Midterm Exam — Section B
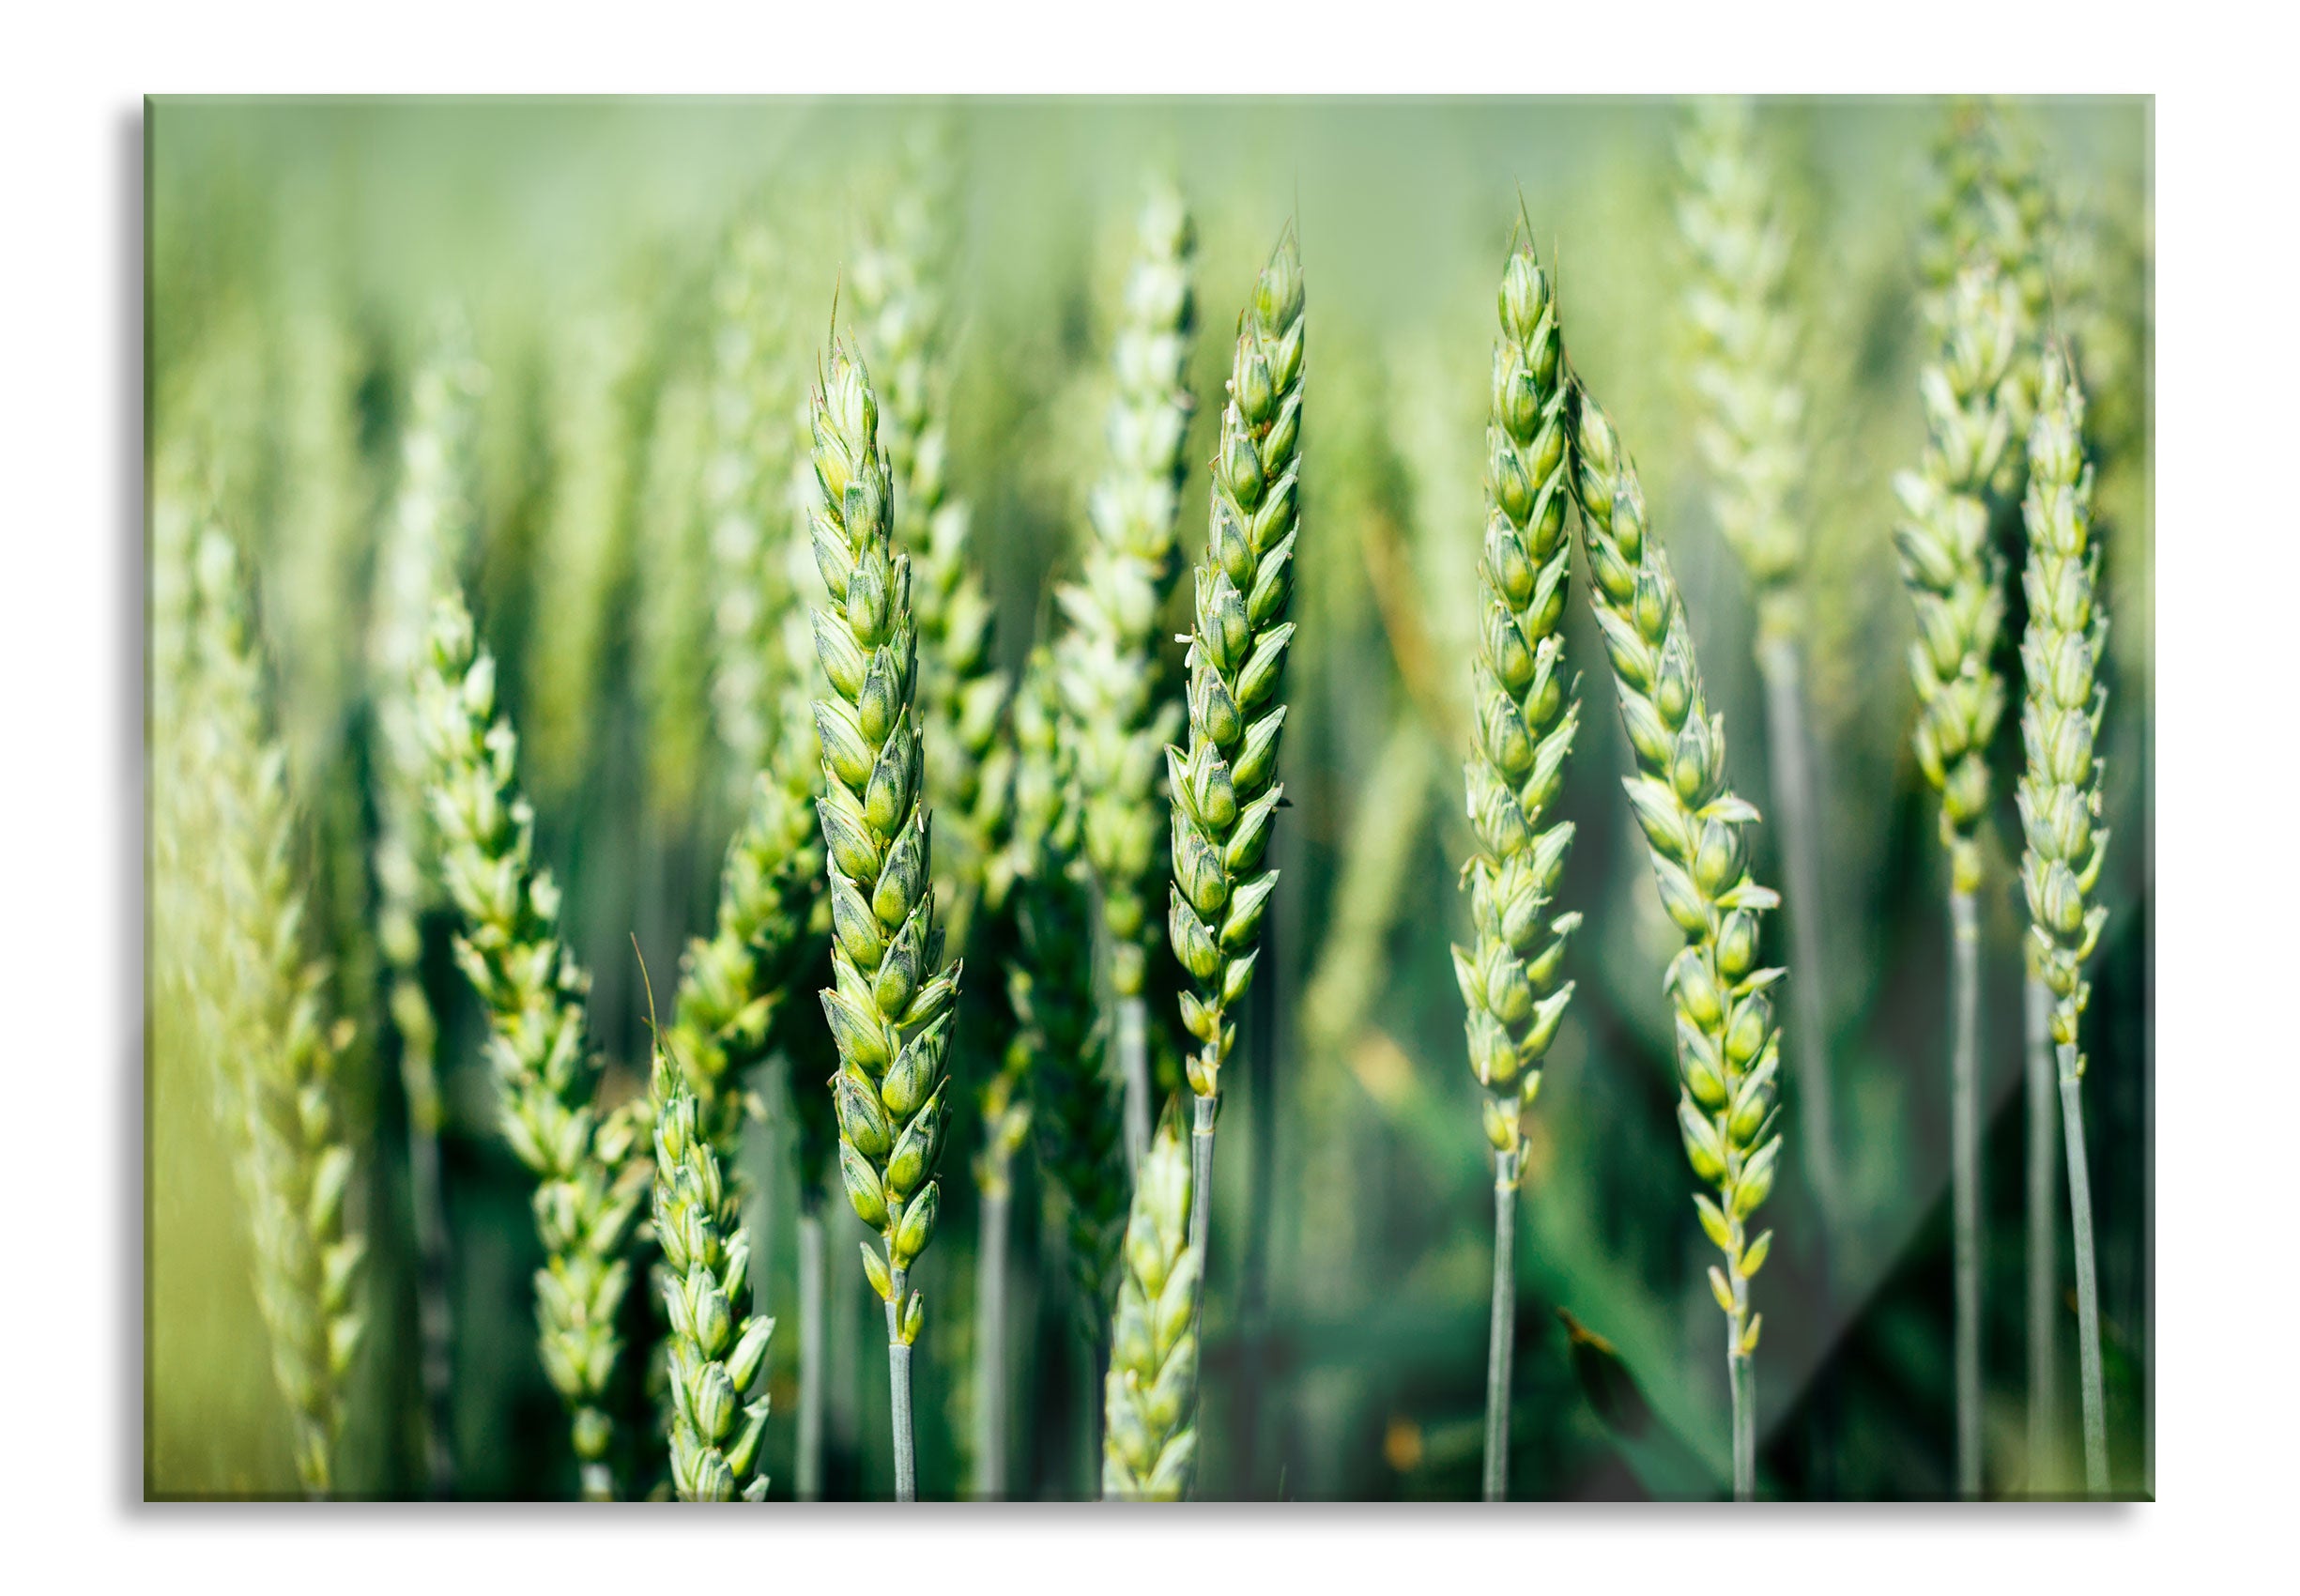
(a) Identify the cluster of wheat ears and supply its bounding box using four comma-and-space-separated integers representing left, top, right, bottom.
149, 100, 2135, 1502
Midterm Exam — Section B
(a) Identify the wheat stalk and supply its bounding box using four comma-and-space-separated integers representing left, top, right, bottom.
1567, 378, 1786, 1503
852, 128, 1010, 959
2016, 350, 2113, 1495
176, 522, 369, 1497
1167, 226, 1305, 1267
366, 322, 484, 1496
1893, 255, 2020, 1499
1101, 1105, 1204, 1501
1450, 231, 1582, 1502
418, 591, 651, 1500
646, 963, 777, 1502
1054, 183, 1198, 1174
804, 336, 963, 1502
1676, 100, 1843, 1226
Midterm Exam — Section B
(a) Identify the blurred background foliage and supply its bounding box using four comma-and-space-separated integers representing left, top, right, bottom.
145, 95, 2151, 1500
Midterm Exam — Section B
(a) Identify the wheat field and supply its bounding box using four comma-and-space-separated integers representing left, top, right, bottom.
144, 94, 2153, 1502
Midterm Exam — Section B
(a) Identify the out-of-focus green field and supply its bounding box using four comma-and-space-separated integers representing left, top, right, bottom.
146, 95, 2152, 1500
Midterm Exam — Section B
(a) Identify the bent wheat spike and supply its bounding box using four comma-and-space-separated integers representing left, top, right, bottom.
1055, 184, 1197, 1175
1675, 100, 1842, 1223
1101, 1106, 1204, 1501
1166, 226, 1304, 1266
1567, 380, 1787, 1503
178, 524, 369, 1497
1450, 231, 1581, 1503
419, 591, 650, 1501
805, 338, 962, 1502
2016, 351, 2112, 1495
1893, 259, 2020, 1500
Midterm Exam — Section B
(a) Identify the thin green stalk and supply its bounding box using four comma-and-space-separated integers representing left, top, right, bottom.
2025, 971, 2059, 1487
1566, 378, 1787, 1506
1054, 184, 1197, 1187
2015, 352, 2114, 1497
1118, 997, 1151, 1178
1951, 884, 1982, 1499
887, 1270, 916, 1502
1450, 233, 1583, 1503
1482, 1148, 1519, 1502
796, 1202, 825, 1502
1756, 640, 1839, 1220
1102, 1108, 1204, 1500
974, 1184, 1012, 1499
1166, 227, 1305, 1292
805, 338, 960, 1506
2061, 1060, 2107, 1494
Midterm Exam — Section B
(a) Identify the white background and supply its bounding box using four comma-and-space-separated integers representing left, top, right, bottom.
0, 2, 2282, 1588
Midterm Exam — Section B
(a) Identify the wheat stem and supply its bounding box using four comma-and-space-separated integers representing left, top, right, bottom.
2060, 1057, 2107, 1493
2024, 971, 2059, 1486
1118, 996, 1151, 1177
1482, 1148, 1519, 1502
1756, 639, 1839, 1219
1950, 883, 1983, 1498
974, 1182, 1012, 1498
796, 1202, 826, 1501
886, 1270, 916, 1501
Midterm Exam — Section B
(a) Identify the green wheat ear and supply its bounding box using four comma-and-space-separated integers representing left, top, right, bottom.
418, 589, 650, 1501
1101, 1103, 1203, 1502
2016, 349, 2113, 1495
1166, 224, 1304, 1260
172, 519, 368, 1498
1452, 227, 1581, 1503
641, 948, 776, 1503
1566, 377, 1786, 1503
805, 334, 962, 1502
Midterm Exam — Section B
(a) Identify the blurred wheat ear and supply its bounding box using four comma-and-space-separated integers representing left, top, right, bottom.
164, 515, 369, 1497
1101, 1104, 1203, 1501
